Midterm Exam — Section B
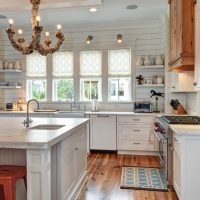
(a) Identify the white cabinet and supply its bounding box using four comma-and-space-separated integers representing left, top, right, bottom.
171, 71, 195, 92
195, 0, 200, 89
171, 131, 200, 200
90, 114, 117, 150
117, 115, 157, 152
173, 134, 181, 199
57, 126, 87, 200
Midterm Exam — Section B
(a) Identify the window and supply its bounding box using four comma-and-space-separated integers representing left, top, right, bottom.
80, 79, 102, 101
108, 49, 131, 101
52, 52, 74, 101
80, 51, 102, 101
26, 53, 47, 101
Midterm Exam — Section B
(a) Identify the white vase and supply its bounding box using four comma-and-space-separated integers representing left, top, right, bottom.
155, 55, 164, 65
0, 60, 3, 69
14, 61, 21, 70
144, 55, 151, 66
4, 62, 8, 69
136, 56, 144, 66
8, 62, 13, 69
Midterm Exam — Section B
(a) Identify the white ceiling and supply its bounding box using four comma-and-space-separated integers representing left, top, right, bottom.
0, 0, 168, 29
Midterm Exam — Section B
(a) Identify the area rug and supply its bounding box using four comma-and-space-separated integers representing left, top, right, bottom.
120, 166, 168, 192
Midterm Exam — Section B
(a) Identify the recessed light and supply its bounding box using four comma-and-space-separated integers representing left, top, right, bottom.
126, 4, 138, 10
0, 15, 7, 19
89, 7, 98, 13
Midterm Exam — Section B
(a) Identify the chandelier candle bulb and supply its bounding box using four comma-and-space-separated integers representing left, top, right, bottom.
45, 32, 50, 37
57, 24, 62, 30
18, 29, 23, 35
8, 19, 14, 26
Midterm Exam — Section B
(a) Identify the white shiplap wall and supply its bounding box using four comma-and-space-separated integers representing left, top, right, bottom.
0, 19, 187, 112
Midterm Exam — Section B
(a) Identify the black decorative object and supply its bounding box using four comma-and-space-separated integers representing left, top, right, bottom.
136, 75, 144, 85
150, 90, 164, 113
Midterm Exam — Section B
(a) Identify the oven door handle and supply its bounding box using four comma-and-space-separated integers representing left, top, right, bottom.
154, 130, 164, 142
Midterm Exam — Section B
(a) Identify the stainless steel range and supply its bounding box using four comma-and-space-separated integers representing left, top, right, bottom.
154, 115, 200, 187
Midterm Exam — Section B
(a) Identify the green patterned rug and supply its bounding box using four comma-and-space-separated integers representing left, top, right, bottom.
120, 166, 168, 192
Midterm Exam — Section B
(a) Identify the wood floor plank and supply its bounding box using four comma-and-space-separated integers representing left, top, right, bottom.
80, 153, 178, 200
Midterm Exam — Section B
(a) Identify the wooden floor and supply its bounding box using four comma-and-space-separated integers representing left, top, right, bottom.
80, 153, 178, 200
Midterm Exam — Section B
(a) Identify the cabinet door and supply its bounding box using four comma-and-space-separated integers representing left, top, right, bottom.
90, 115, 117, 150
171, 72, 179, 92
195, 0, 200, 88
75, 128, 87, 180
173, 136, 181, 199
58, 135, 76, 200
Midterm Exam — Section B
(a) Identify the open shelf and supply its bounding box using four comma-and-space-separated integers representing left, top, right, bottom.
136, 84, 165, 88
0, 86, 22, 89
0, 69, 22, 73
136, 65, 165, 70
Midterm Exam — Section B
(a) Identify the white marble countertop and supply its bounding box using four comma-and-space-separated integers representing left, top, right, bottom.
170, 124, 200, 136
85, 111, 163, 116
0, 110, 165, 116
0, 117, 89, 149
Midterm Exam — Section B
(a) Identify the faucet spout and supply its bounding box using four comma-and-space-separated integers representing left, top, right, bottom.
24, 99, 40, 127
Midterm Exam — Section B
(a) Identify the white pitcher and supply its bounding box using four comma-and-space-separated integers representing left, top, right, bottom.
155, 55, 164, 65
14, 61, 21, 70
144, 55, 151, 66
136, 56, 144, 66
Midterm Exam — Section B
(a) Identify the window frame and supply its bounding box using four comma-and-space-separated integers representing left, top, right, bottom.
80, 78, 102, 102
107, 48, 132, 102
26, 53, 47, 101
52, 51, 75, 102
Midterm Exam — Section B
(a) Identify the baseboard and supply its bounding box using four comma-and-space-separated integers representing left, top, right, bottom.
67, 170, 87, 200
118, 150, 158, 156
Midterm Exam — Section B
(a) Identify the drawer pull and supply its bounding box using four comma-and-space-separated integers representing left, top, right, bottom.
133, 130, 140, 132
173, 138, 179, 142
74, 147, 79, 150
133, 142, 140, 145
133, 119, 140, 121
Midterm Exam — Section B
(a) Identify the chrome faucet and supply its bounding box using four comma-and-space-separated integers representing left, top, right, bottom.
23, 99, 40, 127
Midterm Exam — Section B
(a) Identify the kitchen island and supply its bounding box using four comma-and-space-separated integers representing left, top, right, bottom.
0, 117, 89, 200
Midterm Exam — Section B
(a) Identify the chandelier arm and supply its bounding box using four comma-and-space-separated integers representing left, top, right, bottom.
6, 28, 33, 55
37, 32, 65, 56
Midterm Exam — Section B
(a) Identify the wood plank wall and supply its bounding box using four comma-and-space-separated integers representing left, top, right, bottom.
0, 20, 187, 112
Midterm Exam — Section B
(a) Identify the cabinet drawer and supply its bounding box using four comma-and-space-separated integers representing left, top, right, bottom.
118, 116, 154, 124
118, 139, 155, 151
119, 125, 153, 140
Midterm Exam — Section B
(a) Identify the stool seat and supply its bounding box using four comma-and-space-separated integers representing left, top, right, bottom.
0, 165, 26, 200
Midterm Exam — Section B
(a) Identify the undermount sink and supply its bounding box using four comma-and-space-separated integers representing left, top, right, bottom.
30, 124, 65, 130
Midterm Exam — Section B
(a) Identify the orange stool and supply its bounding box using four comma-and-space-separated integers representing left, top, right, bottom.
0, 165, 26, 200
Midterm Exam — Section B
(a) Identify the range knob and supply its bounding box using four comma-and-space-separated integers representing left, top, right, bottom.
154, 122, 160, 127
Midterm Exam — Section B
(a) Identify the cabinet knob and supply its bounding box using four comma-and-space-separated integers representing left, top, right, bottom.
74, 147, 79, 150
193, 82, 197, 86
172, 86, 175, 89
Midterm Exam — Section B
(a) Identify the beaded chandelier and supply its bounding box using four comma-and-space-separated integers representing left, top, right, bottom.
6, 0, 65, 56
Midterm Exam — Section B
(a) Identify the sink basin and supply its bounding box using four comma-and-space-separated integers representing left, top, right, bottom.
30, 124, 65, 130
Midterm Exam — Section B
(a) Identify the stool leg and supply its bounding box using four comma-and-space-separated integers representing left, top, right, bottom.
0, 185, 4, 200
3, 182, 16, 200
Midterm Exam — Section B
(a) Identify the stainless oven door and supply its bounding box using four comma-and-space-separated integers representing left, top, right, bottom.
154, 130, 168, 173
